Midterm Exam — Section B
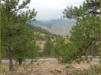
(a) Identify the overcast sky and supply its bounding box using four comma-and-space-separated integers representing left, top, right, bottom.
27, 0, 85, 21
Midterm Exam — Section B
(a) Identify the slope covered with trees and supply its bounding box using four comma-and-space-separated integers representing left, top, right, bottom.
0, 0, 100, 74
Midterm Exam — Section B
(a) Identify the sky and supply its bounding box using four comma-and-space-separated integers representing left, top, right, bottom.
27, 0, 85, 21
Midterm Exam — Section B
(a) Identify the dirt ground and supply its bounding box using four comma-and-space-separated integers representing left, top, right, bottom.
0, 58, 96, 75
0, 58, 66, 75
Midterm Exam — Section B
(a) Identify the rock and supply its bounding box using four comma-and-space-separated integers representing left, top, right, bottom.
55, 68, 62, 73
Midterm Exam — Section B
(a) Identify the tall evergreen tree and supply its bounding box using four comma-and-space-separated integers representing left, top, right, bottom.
43, 38, 54, 57
63, 0, 100, 60
0, 0, 37, 71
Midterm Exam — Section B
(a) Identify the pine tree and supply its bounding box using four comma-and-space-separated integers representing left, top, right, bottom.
63, 0, 100, 61
43, 38, 54, 57
0, 0, 37, 71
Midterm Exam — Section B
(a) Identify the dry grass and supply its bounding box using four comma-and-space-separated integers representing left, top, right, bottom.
0, 61, 99, 75
0, 63, 66, 75
0, 64, 9, 72
0, 64, 34, 75
66, 64, 99, 75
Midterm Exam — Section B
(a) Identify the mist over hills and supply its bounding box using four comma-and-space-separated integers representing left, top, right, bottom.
31, 18, 76, 36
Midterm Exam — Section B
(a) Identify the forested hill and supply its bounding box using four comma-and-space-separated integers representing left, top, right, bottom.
29, 24, 53, 35
30, 19, 76, 36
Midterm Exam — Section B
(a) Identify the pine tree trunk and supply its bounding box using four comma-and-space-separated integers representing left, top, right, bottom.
9, 58, 13, 71
18, 58, 22, 65
8, 46, 14, 71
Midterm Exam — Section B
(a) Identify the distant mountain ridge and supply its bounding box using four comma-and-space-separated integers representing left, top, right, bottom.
31, 19, 76, 36
32, 19, 75, 26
